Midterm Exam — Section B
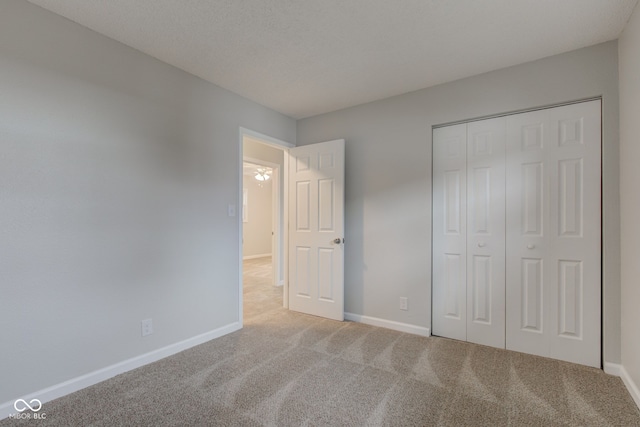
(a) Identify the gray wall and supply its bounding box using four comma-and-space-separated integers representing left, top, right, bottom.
0, 0, 295, 404
297, 41, 621, 364
619, 3, 640, 395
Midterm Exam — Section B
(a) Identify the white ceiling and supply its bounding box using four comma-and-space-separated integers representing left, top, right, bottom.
27, 0, 638, 119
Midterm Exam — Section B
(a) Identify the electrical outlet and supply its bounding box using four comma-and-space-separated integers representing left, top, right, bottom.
141, 319, 153, 337
399, 297, 408, 311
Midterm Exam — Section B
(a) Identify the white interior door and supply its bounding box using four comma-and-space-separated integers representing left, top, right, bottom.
288, 139, 345, 320
506, 100, 601, 368
432, 124, 467, 341
466, 118, 506, 348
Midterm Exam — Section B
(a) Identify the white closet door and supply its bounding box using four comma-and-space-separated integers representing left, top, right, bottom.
466, 118, 506, 348
505, 109, 549, 356
548, 101, 601, 367
506, 100, 601, 367
432, 124, 467, 341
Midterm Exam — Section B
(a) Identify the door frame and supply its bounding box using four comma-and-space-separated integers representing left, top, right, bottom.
238, 128, 294, 326
430, 97, 604, 366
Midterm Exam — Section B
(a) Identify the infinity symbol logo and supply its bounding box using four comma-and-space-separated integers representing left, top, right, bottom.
14, 398, 42, 412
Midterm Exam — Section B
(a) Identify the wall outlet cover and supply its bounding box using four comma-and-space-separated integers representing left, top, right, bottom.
141, 319, 153, 337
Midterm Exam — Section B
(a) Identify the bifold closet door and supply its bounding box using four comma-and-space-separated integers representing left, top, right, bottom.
466, 118, 506, 349
432, 119, 506, 348
505, 100, 601, 368
432, 124, 467, 341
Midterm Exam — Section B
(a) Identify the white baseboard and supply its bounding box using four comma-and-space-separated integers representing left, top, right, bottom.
344, 312, 430, 337
0, 321, 241, 420
603, 362, 640, 410
604, 362, 622, 376
242, 253, 271, 260
620, 365, 640, 409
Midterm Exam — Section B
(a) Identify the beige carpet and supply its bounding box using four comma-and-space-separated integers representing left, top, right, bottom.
3, 256, 639, 426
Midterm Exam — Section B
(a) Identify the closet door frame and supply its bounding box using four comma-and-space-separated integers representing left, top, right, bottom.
431, 98, 602, 368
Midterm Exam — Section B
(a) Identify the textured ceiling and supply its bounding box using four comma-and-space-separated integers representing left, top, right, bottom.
26, 0, 639, 119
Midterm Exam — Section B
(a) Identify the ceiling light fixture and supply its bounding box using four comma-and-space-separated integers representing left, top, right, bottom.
254, 169, 271, 182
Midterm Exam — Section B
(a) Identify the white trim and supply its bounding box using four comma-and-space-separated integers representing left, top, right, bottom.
620, 365, 640, 409
433, 96, 602, 129
0, 322, 241, 420
238, 130, 244, 327
604, 362, 622, 376
243, 253, 272, 260
271, 166, 280, 288
345, 312, 430, 337
240, 127, 295, 148
282, 149, 290, 309
603, 362, 640, 410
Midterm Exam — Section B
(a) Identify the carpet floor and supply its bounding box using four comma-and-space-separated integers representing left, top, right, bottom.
4, 256, 639, 426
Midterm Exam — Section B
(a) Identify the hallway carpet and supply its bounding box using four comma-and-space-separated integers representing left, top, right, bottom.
4, 256, 638, 426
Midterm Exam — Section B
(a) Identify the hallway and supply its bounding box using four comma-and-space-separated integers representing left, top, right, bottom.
243, 256, 283, 322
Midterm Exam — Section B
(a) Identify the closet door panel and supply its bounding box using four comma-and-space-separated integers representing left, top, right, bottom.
547, 101, 601, 368
466, 118, 506, 348
506, 100, 601, 368
506, 110, 550, 357
432, 124, 467, 341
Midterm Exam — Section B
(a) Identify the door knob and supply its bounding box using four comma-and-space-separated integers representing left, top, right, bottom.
527, 244, 535, 249
478, 242, 486, 247
333, 238, 343, 244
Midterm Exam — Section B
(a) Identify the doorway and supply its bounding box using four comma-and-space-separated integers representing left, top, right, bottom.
239, 128, 292, 324
238, 129, 346, 324
242, 159, 278, 277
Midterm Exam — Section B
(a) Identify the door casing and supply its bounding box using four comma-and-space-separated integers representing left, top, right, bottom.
239, 128, 293, 325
